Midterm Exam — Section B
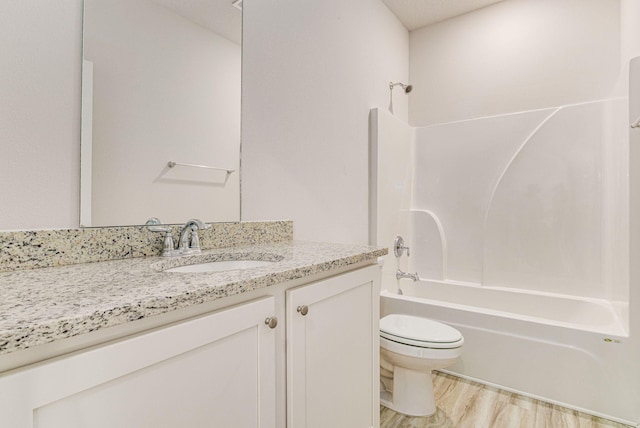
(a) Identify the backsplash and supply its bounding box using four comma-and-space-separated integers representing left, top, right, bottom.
0, 221, 293, 272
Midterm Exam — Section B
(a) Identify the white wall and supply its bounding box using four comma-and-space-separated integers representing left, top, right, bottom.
84, 0, 240, 226
242, 0, 409, 244
0, 1, 82, 230
409, 0, 621, 126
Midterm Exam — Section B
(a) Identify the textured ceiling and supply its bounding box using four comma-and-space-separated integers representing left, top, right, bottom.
151, 0, 241, 44
381, 0, 507, 30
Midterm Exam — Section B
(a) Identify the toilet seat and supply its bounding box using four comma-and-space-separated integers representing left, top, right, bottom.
380, 314, 463, 349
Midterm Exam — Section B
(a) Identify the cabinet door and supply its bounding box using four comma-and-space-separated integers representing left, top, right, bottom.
287, 265, 380, 428
0, 297, 277, 428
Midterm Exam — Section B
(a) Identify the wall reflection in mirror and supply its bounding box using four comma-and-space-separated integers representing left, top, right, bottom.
81, 0, 241, 227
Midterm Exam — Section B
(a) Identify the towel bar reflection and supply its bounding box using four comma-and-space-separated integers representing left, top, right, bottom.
632, 116, 640, 129
167, 161, 235, 174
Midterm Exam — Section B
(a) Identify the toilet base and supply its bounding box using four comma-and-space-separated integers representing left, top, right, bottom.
380, 366, 436, 417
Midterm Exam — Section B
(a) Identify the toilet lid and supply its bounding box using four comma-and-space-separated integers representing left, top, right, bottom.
380, 314, 462, 344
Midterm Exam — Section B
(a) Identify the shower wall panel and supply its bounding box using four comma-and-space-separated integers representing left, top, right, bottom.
412, 108, 554, 285
412, 100, 627, 300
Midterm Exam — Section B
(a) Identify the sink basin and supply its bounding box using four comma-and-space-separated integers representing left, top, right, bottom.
164, 259, 276, 273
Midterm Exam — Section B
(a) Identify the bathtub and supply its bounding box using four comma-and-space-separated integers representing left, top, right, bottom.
380, 280, 637, 425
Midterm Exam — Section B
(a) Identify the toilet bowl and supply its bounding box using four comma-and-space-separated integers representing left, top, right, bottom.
379, 314, 464, 417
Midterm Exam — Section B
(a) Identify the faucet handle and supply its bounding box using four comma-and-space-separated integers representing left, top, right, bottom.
393, 235, 410, 257
147, 224, 178, 257
161, 230, 178, 257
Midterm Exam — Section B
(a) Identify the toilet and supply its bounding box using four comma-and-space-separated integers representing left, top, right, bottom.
379, 314, 464, 416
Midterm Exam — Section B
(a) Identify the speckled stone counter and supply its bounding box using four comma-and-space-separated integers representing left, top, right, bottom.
0, 221, 293, 272
0, 241, 386, 356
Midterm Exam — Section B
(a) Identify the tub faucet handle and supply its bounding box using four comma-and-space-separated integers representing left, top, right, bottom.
394, 235, 410, 257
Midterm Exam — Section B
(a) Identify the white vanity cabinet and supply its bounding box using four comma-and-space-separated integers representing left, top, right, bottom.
287, 265, 380, 428
0, 297, 278, 428
0, 264, 380, 428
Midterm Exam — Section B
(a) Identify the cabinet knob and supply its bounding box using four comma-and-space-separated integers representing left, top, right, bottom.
297, 305, 309, 316
264, 316, 278, 329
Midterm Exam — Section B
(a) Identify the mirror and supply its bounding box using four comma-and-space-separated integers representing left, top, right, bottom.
80, 0, 241, 227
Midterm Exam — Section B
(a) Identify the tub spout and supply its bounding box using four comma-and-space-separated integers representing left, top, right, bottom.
396, 269, 419, 281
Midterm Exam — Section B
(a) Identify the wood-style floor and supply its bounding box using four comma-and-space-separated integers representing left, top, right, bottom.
380, 372, 633, 428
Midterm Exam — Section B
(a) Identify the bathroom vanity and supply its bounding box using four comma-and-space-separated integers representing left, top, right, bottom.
0, 240, 385, 428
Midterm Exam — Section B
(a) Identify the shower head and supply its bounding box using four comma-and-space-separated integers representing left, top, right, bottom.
388, 81, 412, 115
389, 82, 413, 93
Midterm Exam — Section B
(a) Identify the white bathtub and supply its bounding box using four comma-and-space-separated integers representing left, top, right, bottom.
380, 280, 637, 425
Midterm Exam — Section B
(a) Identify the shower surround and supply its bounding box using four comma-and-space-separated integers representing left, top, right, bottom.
370, 93, 637, 424
411, 98, 628, 309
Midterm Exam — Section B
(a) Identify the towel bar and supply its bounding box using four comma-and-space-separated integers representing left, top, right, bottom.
167, 161, 234, 174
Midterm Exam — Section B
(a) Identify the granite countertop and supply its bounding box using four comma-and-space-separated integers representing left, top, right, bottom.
0, 241, 386, 357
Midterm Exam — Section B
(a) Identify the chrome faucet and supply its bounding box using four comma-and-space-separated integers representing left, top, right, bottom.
178, 219, 210, 254
396, 269, 419, 281
146, 217, 210, 257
